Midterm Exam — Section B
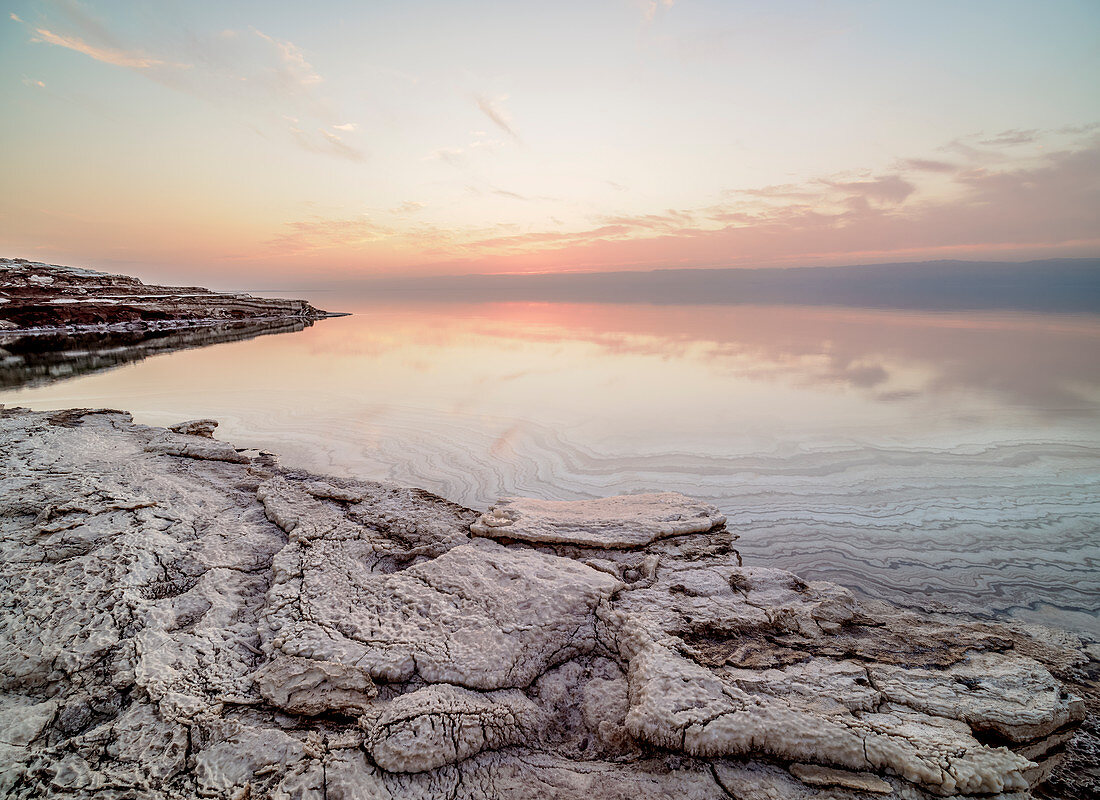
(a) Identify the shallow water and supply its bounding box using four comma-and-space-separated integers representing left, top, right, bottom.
3, 298, 1098, 636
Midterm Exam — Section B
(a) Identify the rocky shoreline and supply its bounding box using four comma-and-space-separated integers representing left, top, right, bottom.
0, 259, 335, 334
0, 406, 1095, 799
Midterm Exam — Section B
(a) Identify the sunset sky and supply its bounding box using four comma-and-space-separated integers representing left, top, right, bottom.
2, 0, 1098, 287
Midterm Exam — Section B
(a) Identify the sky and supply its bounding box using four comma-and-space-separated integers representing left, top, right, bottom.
1, 0, 1099, 287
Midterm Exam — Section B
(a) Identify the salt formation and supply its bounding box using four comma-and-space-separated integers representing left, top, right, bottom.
0, 406, 1093, 799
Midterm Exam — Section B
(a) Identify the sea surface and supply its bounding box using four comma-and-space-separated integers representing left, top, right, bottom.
3, 297, 1098, 637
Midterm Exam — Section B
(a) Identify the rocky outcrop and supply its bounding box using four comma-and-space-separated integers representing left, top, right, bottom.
0, 258, 333, 334
0, 406, 1094, 799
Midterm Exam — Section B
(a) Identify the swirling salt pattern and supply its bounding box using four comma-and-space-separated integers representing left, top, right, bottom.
195, 404, 1100, 637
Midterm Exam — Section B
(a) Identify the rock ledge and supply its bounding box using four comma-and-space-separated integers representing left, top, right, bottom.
0, 258, 334, 334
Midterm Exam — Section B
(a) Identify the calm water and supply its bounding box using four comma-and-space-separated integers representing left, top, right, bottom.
3, 298, 1099, 636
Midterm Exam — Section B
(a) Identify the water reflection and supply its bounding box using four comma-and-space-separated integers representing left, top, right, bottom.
1, 300, 1097, 635
0, 318, 315, 391
372, 302, 1100, 417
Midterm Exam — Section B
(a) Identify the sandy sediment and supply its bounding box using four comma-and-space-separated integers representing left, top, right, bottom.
0, 406, 1095, 799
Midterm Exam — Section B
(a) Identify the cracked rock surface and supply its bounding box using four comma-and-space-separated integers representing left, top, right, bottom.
0, 406, 1095, 799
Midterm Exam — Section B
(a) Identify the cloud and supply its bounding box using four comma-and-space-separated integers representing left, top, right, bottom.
17, 6, 364, 162
424, 147, 465, 164
602, 210, 697, 230
424, 132, 504, 167
491, 188, 530, 201
428, 135, 1100, 270
457, 225, 634, 253
474, 94, 520, 142
733, 183, 821, 200
469, 137, 503, 151
268, 216, 395, 254
251, 28, 322, 86
979, 128, 1040, 147
938, 129, 1051, 164
642, 0, 675, 23
392, 201, 426, 215
21, 77, 46, 88
290, 127, 365, 161
475, 185, 559, 203
31, 27, 168, 68
1059, 123, 1100, 136
821, 175, 916, 205
11, 12, 22, 22
900, 158, 957, 173
262, 129, 1100, 273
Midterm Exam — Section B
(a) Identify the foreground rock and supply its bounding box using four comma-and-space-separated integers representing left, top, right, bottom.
0, 407, 1095, 799
0, 258, 332, 333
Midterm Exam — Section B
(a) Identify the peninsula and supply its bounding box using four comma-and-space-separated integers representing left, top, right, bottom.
0, 259, 332, 334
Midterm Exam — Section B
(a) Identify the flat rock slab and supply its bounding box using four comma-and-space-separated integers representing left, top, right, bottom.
267, 535, 623, 689
470, 492, 727, 547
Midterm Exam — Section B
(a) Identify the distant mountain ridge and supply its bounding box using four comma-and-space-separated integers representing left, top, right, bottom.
358, 258, 1100, 312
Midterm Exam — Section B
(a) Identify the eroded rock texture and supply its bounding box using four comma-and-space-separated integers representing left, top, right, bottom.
0, 406, 1095, 799
0, 258, 329, 334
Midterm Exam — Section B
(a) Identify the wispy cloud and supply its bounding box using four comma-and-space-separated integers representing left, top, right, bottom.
900, 158, 957, 173
268, 216, 395, 254
251, 28, 322, 86
733, 183, 821, 200
474, 94, 520, 142
31, 27, 169, 68
424, 147, 465, 165
602, 209, 697, 230
1059, 123, 1100, 136
259, 127, 1099, 272
491, 188, 530, 201
289, 127, 364, 161
642, 0, 675, 23
938, 130, 1046, 164
979, 128, 1040, 147
15, 8, 364, 161
821, 175, 916, 205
